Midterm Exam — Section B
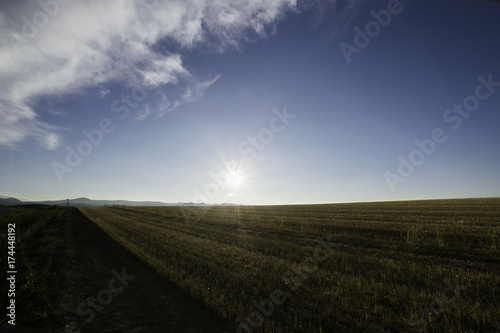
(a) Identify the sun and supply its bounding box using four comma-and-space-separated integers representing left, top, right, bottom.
227, 172, 242, 187
224, 161, 249, 196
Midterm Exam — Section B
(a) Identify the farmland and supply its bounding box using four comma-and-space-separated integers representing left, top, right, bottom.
0, 206, 232, 333
79, 197, 500, 332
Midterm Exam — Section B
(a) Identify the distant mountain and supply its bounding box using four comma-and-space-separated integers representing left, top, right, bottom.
0, 196, 237, 207
0, 197, 24, 206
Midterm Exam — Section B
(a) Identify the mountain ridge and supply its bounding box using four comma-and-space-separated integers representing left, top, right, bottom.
0, 196, 237, 207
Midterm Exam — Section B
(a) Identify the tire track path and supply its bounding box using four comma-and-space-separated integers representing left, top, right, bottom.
60, 208, 233, 333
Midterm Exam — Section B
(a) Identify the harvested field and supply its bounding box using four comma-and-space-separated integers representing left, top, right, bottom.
78, 198, 500, 332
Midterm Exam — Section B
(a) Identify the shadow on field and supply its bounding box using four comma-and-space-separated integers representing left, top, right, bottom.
2, 207, 233, 333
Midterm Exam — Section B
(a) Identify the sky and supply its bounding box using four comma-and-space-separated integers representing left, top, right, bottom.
1, 0, 499, 205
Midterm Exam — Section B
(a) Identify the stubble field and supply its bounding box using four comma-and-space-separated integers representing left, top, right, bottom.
79, 198, 500, 332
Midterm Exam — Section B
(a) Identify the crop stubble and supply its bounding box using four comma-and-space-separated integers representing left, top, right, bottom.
79, 198, 500, 332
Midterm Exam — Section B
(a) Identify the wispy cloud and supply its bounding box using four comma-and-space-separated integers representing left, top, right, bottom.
297, 0, 365, 33
0, 0, 297, 150
158, 74, 222, 117
135, 105, 152, 121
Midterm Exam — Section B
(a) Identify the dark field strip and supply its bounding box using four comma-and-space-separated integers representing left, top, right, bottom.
79, 198, 500, 332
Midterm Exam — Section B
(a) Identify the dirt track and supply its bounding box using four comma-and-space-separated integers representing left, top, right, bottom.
10, 208, 234, 333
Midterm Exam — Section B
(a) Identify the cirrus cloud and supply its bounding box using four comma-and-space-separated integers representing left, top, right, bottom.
0, 0, 298, 150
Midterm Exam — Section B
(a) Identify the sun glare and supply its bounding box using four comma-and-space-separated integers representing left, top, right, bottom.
228, 173, 242, 187
224, 161, 249, 197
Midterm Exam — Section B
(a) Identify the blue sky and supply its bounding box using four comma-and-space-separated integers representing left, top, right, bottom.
1, 0, 499, 204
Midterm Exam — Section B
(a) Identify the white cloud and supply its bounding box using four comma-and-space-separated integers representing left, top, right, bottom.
40, 132, 61, 150
183, 74, 222, 102
135, 105, 152, 121
140, 55, 188, 87
0, 0, 298, 150
158, 74, 221, 117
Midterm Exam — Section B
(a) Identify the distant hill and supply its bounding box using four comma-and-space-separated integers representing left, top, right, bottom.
0, 197, 24, 206
0, 196, 237, 207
